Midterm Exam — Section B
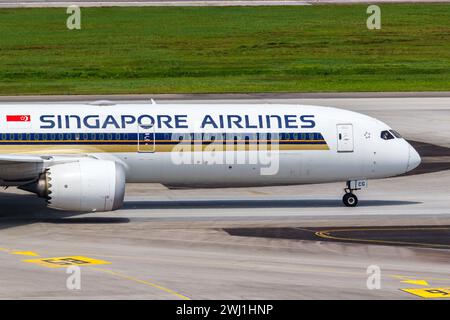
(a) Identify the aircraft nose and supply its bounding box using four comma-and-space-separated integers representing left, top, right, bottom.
406, 144, 421, 172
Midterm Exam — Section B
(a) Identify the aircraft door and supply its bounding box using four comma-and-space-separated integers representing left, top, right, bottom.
337, 124, 354, 152
138, 120, 155, 153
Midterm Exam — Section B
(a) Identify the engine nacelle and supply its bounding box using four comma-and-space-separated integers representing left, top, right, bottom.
20, 160, 126, 212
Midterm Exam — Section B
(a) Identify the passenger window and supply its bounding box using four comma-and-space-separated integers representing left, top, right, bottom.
202, 133, 213, 143
193, 133, 202, 143
381, 130, 395, 140
258, 133, 264, 141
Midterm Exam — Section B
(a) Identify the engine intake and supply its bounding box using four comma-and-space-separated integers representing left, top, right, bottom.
20, 160, 126, 212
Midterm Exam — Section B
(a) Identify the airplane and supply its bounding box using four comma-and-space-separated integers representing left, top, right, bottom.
0, 102, 421, 212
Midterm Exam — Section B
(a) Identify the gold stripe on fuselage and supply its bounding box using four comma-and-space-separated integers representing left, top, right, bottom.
0, 143, 329, 154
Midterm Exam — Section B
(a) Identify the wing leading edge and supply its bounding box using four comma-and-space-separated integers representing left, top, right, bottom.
0, 155, 90, 186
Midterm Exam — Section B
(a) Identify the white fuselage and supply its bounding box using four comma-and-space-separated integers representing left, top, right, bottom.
0, 103, 421, 188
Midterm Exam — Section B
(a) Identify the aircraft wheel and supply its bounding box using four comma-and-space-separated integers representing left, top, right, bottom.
343, 193, 358, 207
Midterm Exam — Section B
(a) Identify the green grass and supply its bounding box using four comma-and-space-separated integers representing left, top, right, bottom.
0, 4, 449, 95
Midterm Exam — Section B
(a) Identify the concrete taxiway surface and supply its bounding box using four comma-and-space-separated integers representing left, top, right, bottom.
0, 95, 449, 299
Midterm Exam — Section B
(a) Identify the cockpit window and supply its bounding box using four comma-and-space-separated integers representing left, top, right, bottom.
381, 130, 395, 140
389, 130, 403, 138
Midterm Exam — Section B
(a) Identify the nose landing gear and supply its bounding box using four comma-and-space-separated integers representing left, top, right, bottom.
343, 192, 358, 207
342, 180, 366, 207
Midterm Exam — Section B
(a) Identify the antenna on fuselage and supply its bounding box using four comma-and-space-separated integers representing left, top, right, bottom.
150, 99, 157, 105
88, 100, 116, 106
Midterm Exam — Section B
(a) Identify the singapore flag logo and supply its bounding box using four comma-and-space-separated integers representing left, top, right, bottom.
6, 114, 31, 129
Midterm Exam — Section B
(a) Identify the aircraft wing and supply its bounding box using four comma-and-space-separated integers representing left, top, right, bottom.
0, 154, 44, 164
0, 154, 87, 186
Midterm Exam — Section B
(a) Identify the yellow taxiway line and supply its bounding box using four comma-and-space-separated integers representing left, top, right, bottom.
90, 267, 191, 300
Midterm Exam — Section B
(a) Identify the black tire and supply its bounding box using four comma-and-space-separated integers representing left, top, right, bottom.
343, 193, 358, 207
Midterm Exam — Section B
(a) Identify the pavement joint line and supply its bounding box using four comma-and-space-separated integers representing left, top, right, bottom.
89, 267, 191, 300
1, 236, 335, 258
315, 227, 450, 248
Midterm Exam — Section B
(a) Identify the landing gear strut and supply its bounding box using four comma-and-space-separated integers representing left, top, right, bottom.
342, 180, 361, 207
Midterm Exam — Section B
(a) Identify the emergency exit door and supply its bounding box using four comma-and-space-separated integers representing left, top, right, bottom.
337, 124, 354, 152
138, 123, 155, 153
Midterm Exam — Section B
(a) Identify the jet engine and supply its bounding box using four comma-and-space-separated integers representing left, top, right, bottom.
20, 160, 126, 212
